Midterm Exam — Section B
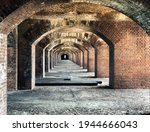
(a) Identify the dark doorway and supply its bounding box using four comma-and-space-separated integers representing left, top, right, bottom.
61, 54, 69, 60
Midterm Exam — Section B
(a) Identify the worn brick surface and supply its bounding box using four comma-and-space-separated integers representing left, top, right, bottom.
7, 31, 17, 91
96, 41, 109, 78
0, 0, 150, 34
0, 33, 7, 115
95, 21, 150, 88
87, 47, 95, 72
83, 49, 88, 69
36, 45, 43, 78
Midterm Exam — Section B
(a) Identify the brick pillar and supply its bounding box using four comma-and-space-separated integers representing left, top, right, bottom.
80, 51, 83, 67
113, 28, 150, 89
76, 53, 78, 65
145, 35, 150, 88
88, 47, 95, 72
18, 26, 32, 90
48, 51, 50, 72
0, 33, 7, 115
95, 42, 109, 78
50, 50, 54, 69
77, 51, 82, 67
7, 29, 18, 91
54, 52, 57, 66
82, 51, 84, 67
72, 53, 76, 63
72, 54, 74, 62
83, 49, 88, 69
69, 53, 73, 61
53, 51, 56, 67
43, 49, 45, 77
32, 45, 35, 89
36, 45, 43, 78
45, 50, 48, 73
58, 53, 61, 62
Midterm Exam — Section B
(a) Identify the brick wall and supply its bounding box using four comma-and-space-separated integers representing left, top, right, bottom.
36, 45, 43, 78
0, 33, 7, 115
96, 20, 150, 88
96, 41, 109, 78
83, 49, 88, 69
76, 51, 82, 67
0, 0, 149, 35
45, 50, 48, 72
7, 31, 17, 91
88, 47, 95, 72
18, 24, 32, 90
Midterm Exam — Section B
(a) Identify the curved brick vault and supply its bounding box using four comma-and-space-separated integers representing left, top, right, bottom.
0, 0, 150, 34
0, 0, 150, 115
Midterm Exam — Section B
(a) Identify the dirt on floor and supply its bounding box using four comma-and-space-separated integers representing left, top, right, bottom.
7, 86, 150, 115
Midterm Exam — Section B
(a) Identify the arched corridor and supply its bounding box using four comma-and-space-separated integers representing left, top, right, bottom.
36, 59, 109, 86
0, 0, 150, 115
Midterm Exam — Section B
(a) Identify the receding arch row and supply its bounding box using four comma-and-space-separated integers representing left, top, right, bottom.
30, 25, 114, 89
34, 39, 90, 86
45, 39, 88, 72
53, 45, 84, 68
32, 27, 113, 88
47, 41, 85, 70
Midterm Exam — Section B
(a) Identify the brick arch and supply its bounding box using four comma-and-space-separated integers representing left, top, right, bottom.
28, 16, 150, 89
1, 1, 149, 88
31, 33, 91, 88
42, 39, 88, 78
32, 27, 68, 46
54, 45, 80, 53
45, 39, 86, 51
30, 21, 150, 89
53, 44, 81, 66
52, 42, 88, 68
59, 52, 70, 59
31, 26, 113, 47
31, 26, 114, 88
0, 0, 150, 34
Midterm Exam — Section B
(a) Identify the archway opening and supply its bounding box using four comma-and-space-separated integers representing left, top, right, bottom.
61, 54, 69, 60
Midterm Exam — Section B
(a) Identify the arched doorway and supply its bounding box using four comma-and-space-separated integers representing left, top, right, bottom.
61, 54, 69, 60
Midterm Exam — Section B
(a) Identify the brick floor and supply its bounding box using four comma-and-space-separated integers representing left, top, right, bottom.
7, 86, 150, 115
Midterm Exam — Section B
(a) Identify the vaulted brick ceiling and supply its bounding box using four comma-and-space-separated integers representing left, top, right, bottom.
20, 2, 130, 46
0, 0, 150, 34
0, 0, 150, 20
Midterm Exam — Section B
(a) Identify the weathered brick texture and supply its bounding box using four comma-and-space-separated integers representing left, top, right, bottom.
83, 49, 88, 69
7, 31, 17, 91
96, 20, 150, 88
88, 47, 95, 72
18, 24, 32, 90
77, 51, 82, 67
36, 45, 43, 78
96, 41, 109, 78
0, 33, 7, 115
45, 50, 48, 72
